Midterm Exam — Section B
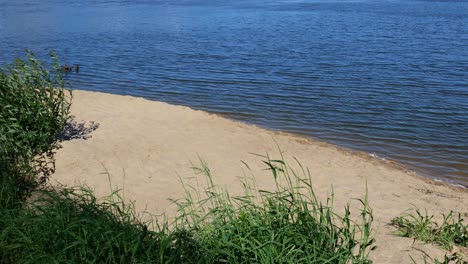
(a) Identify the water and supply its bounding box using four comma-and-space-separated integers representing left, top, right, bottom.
0, 0, 467, 185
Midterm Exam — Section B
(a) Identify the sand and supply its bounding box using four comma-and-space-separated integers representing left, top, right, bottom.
52, 90, 467, 263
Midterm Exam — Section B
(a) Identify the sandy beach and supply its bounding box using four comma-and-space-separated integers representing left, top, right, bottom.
52, 90, 467, 263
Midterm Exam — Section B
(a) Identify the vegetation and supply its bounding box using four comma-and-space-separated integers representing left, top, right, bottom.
169, 156, 376, 263
391, 210, 467, 250
0, 187, 161, 263
0, 50, 71, 209
391, 210, 467, 263
0, 52, 376, 263
413, 253, 467, 264
0, 157, 377, 263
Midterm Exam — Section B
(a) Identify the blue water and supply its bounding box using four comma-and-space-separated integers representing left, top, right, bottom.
1, 0, 467, 185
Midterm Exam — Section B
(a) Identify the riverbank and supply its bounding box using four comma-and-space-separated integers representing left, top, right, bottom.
52, 90, 467, 263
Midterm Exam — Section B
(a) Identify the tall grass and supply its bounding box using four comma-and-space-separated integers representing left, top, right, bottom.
170, 155, 376, 263
0, 187, 165, 263
0, 156, 376, 263
0, 50, 71, 208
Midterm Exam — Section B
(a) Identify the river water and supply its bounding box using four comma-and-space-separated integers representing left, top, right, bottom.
0, 0, 467, 185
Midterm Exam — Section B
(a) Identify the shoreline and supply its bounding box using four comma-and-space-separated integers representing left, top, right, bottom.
52, 89, 467, 263
81, 88, 468, 188
203, 119, 468, 189
59, 88, 467, 192
257, 129, 468, 192
88, 89, 467, 189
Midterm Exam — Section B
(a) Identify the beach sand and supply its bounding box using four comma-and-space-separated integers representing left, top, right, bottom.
52, 90, 467, 263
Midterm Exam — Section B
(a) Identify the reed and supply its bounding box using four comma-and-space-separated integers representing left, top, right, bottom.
170, 154, 376, 263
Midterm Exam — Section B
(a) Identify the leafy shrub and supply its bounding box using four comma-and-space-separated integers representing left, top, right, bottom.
0, 51, 71, 208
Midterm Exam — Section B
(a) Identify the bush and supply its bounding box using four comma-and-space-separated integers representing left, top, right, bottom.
0, 51, 71, 208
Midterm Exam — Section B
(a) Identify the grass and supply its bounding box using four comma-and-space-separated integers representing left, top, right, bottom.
391, 210, 468, 263
170, 155, 376, 263
0, 52, 377, 263
0, 187, 162, 263
0, 155, 376, 263
415, 254, 467, 264
391, 210, 467, 250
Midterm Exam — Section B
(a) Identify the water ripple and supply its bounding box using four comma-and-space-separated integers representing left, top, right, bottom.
1, 0, 467, 185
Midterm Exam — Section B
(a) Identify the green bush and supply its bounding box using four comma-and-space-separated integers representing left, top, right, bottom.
0, 51, 71, 208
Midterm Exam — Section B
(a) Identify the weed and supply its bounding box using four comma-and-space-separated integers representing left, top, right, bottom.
392, 210, 467, 263
391, 210, 467, 250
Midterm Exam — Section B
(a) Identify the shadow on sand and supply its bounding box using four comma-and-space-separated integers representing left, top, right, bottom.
58, 118, 100, 142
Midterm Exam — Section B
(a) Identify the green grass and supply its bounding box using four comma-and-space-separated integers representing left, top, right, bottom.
414, 253, 467, 264
171, 155, 376, 263
391, 210, 467, 250
0, 156, 376, 263
391, 210, 467, 263
0, 187, 162, 263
